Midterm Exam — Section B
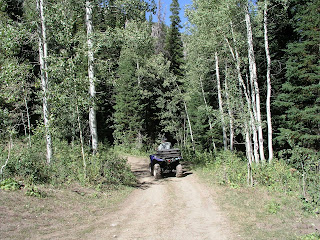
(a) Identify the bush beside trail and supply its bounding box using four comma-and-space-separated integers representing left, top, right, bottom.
183, 149, 320, 239
183, 149, 320, 213
0, 139, 136, 190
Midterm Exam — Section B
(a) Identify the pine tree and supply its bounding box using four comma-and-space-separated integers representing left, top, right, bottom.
275, 0, 320, 151
166, 0, 184, 76
113, 47, 144, 146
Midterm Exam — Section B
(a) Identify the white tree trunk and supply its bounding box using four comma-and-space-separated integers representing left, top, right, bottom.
0, 135, 12, 180
24, 95, 32, 147
184, 100, 195, 152
224, 66, 234, 151
245, 4, 265, 162
175, 82, 195, 151
85, 0, 98, 153
76, 102, 86, 179
264, 0, 273, 163
245, 122, 253, 165
200, 77, 216, 151
225, 35, 259, 163
215, 52, 228, 150
37, 0, 52, 164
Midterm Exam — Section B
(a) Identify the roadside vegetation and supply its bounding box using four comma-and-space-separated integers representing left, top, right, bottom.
0, 0, 318, 239
183, 150, 320, 239
0, 137, 136, 239
0, 138, 136, 190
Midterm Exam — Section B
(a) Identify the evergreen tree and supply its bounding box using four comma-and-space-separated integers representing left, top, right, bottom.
113, 48, 144, 146
275, 0, 320, 152
166, 0, 184, 76
112, 20, 153, 147
0, 0, 36, 145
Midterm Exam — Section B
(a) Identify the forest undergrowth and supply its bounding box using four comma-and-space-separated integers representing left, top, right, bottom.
0, 137, 136, 191
184, 150, 320, 239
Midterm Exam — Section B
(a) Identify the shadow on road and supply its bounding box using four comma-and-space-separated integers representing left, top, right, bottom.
131, 163, 193, 190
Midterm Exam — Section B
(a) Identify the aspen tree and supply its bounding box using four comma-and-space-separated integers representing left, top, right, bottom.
200, 77, 216, 151
37, 0, 52, 164
264, 0, 273, 163
244, 3, 265, 162
225, 35, 259, 163
215, 52, 228, 150
224, 66, 234, 151
85, 0, 98, 153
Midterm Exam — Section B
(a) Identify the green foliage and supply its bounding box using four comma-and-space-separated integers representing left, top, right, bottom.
5, 142, 50, 184
113, 20, 154, 146
299, 232, 320, 240
183, 149, 215, 165
265, 200, 281, 214
166, 0, 184, 76
49, 142, 136, 188
252, 160, 300, 193
24, 184, 47, 198
0, 178, 21, 191
113, 49, 144, 146
275, 0, 320, 151
186, 149, 320, 212
87, 149, 136, 188
185, 150, 247, 187
278, 147, 320, 212
0, 136, 135, 189
206, 151, 248, 187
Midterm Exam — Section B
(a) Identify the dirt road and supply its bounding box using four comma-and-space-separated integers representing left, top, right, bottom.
91, 156, 236, 240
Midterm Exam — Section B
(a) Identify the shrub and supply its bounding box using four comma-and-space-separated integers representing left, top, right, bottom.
0, 178, 21, 191
87, 147, 136, 188
1, 138, 136, 189
184, 150, 248, 187
184, 147, 320, 212
252, 160, 300, 193
4, 143, 50, 184
24, 184, 47, 198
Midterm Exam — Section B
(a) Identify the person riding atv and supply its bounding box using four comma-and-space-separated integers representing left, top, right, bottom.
157, 137, 171, 150
150, 138, 183, 179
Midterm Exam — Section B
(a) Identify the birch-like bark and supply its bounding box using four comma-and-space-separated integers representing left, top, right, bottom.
225, 35, 259, 163
245, 4, 265, 162
175, 82, 195, 151
183, 116, 186, 147
76, 102, 86, 179
0, 136, 12, 180
24, 96, 31, 147
215, 52, 227, 150
183, 100, 195, 152
245, 121, 253, 186
200, 77, 216, 151
85, 0, 98, 153
247, 73, 260, 163
264, 0, 273, 163
37, 0, 52, 164
224, 66, 234, 151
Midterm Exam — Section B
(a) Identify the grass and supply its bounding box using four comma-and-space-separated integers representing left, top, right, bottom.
0, 184, 133, 240
196, 168, 320, 240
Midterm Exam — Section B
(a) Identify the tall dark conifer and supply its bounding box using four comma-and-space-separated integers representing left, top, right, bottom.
275, 0, 320, 152
166, 0, 184, 76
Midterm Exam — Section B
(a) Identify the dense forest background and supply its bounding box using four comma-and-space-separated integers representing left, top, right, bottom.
0, 0, 319, 208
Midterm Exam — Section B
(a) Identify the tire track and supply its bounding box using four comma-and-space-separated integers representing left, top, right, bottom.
88, 156, 236, 240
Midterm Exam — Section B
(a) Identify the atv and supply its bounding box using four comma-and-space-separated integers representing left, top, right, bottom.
149, 148, 183, 179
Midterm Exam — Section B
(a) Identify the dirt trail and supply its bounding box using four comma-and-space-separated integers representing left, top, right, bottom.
90, 156, 236, 240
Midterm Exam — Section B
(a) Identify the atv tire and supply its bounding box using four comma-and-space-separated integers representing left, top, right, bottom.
153, 163, 161, 179
176, 164, 183, 177
149, 163, 153, 176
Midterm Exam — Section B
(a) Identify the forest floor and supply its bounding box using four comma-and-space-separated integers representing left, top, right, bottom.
1, 156, 319, 239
